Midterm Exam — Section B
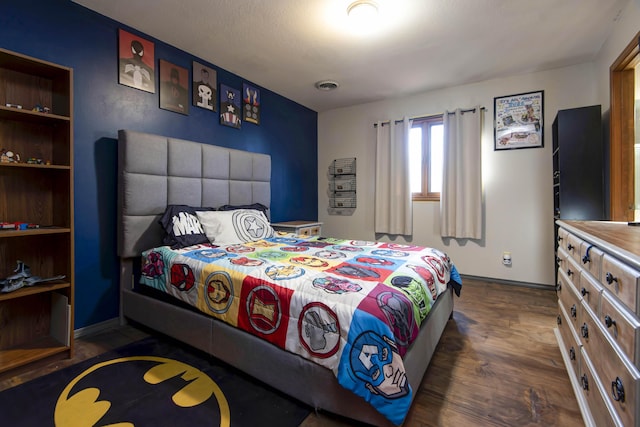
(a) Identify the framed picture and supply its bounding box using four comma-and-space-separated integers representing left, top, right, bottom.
220, 84, 241, 129
494, 90, 544, 150
159, 60, 189, 115
192, 61, 217, 111
118, 29, 155, 93
242, 83, 260, 125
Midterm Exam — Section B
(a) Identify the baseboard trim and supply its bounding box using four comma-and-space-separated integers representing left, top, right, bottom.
460, 274, 554, 290
74, 317, 120, 339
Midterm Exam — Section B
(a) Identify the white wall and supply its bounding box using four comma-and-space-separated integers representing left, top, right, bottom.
318, 63, 600, 287
318, 2, 639, 287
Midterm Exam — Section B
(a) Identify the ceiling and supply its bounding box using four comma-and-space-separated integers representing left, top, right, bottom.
72, 0, 629, 112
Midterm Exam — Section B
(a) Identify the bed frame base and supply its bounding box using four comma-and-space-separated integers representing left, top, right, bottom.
120, 260, 453, 427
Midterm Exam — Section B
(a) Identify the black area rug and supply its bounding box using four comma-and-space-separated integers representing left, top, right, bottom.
0, 335, 311, 426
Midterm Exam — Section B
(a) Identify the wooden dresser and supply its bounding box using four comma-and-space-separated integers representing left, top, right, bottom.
555, 220, 640, 426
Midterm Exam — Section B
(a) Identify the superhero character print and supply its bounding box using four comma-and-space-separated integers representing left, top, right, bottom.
204, 271, 234, 314
389, 275, 430, 322
312, 276, 362, 294
142, 251, 164, 278
349, 331, 409, 399
170, 263, 195, 292
376, 291, 415, 350
265, 264, 305, 281
290, 256, 329, 269
298, 302, 340, 358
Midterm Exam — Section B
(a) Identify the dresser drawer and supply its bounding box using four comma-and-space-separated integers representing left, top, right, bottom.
600, 291, 640, 367
298, 225, 321, 236
556, 247, 570, 283
579, 271, 602, 319
558, 270, 582, 335
558, 302, 581, 383
581, 305, 640, 427
557, 227, 569, 246
580, 350, 624, 427
602, 254, 640, 315
564, 233, 583, 264
580, 242, 603, 282
563, 252, 582, 289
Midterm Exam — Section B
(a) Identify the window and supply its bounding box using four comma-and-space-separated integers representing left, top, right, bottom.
409, 115, 444, 201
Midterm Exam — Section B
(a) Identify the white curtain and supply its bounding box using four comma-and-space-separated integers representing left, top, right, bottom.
375, 118, 413, 235
440, 107, 482, 239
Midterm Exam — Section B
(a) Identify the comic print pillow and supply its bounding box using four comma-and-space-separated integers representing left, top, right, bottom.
159, 205, 210, 248
196, 209, 274, 244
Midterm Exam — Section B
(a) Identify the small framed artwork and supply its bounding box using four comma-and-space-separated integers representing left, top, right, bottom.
118, 28, 155, 93
494, 90, 544, 150
242, 83, 261, 125
159, 60, 189, 115
193, 61, 217, 111
220, 84, 241, 129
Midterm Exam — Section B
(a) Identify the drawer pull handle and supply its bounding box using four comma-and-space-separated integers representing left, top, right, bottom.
604, 315, 616, 329
605, 272, 618, 285
581, 374, 589, 390
556, 282, 562, 292
567, 243, 574, 251
569, 347, 575, 361
581, 323, 589, 338
580, 287, 589, 297
611, 377, 625, 403
570, 304, 577, 318
557, 315, 562, 325
558, 236, 564, 242
582, 245, 593, 264
566, 269, 573, 277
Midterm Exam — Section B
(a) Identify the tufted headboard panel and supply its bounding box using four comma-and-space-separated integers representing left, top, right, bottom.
117, 129, 271, 258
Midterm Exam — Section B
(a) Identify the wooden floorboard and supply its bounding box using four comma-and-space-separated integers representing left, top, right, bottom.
0, 278, 582, 426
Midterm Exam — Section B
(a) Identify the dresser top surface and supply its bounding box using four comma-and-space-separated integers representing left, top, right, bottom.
557, 220, 640, 267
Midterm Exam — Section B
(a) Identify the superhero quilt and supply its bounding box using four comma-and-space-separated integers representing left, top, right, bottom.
139, 233, 462, 426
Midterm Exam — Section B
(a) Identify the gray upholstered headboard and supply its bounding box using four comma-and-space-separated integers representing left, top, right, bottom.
117, 129, 271, 258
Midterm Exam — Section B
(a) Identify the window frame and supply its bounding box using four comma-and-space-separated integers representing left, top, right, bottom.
411, 115, 444, 202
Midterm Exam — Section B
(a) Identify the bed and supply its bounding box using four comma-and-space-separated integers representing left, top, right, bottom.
117, 129, 461, 426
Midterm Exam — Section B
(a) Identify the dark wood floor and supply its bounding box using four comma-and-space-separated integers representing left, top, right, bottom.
0, 278, 582, 426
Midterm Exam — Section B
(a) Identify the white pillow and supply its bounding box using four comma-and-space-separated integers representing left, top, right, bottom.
196, 209, 274, 244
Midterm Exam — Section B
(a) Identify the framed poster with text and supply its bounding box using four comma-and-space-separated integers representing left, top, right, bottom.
494, 90, 543, 150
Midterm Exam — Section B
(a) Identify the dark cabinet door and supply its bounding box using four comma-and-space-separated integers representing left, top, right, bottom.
553, 105, 605, 221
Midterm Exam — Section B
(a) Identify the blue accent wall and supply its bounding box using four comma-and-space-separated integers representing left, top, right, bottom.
1, 0, 318, 329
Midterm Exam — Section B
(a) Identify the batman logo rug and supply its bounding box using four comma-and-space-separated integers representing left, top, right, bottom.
0, 336, 311, 427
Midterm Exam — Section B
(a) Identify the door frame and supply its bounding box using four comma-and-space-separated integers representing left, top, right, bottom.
610, 31, 639, 221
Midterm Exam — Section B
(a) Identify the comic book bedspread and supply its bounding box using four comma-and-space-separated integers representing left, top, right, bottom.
139, 234, 462, 425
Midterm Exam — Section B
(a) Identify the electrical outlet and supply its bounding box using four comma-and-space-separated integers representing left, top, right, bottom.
502, 251, 512, 266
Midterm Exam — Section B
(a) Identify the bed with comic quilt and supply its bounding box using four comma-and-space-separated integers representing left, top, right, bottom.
117, 130, 462, 427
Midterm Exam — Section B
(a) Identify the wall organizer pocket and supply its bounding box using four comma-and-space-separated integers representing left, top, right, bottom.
328, 158, 356, 215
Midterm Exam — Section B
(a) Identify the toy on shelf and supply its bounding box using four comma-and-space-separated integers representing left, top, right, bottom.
26, 157, 43, 164
0, 148, 21, 163
5, 103, 22, 109
0, 222, 39, 230
0, 260, 66, 293
31, 104, 50, 113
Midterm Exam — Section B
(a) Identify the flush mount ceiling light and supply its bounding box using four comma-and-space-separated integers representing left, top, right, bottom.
315, 80, 339, 91
347, 0, 379, 21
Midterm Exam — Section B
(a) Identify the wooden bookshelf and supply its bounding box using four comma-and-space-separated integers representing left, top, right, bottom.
0, 47, 74, 374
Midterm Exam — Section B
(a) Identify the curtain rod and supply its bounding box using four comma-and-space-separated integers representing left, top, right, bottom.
373, 106, 485, 127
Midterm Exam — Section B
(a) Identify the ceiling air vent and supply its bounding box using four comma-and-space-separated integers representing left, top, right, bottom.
315, 80, 339, 91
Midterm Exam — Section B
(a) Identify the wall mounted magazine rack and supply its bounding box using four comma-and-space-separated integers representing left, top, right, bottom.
328, 157, 356, 215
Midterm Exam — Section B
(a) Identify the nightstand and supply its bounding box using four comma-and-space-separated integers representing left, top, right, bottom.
271, 220, 322, 237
